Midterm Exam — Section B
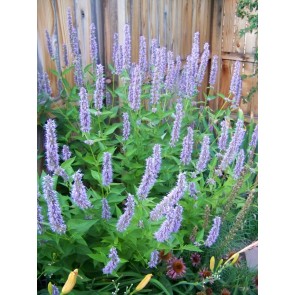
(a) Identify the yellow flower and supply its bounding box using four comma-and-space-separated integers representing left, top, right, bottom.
217, 258, 224, 269
48, 282, 53, 295
135, 274, 153, 292
209, 256, 215, 271
230, 253, 239, 265
61, 269, 78, 294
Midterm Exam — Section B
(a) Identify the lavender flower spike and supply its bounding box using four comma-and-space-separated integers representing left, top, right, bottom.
150, 39, 158, 72
79, 87, 91, 133
233, 149, 245, 180
128, 64, 142, 110
180, 127, 194, 165
37, 193, 44, 234
148, 250, 160, 268
43, 72, 52, 96
219, 119, 245, 171
170, 102, 183, 147
231, 77, 242, 109
139, 35, 147, 74
196, 135, 210, 173
191, 32, 200, 78
101, 198, 111, 220
62, 43, 69, 67
90, 23, 98, 62
152, 144, 162, 175
42, 175, 66, 234
204, 216, 221, 247
102, 152, 113, 186
209, 55, 219, 87
71, 170, 92, 209
137, 157, 157, 199
218, 120, 229, 152
154, 205, 183, 242
112, 33, 119, 67
249, 125, 258, 149
122, 112, 131, 141
54, 166, 69, 182
188, 182, 198, 199
44, 119, 59, 172
74, 54, 83, 87
52, 285, 59, 295
150, 172, 187, 221
93, 64, 105, 111
61, 145, 71, 161
196, 43, 210, 87
229, 61, 241, 95
123, 24, 131, 69
102, 247, 120, 274
116, 194, 135, 232
45, 30, 54, 59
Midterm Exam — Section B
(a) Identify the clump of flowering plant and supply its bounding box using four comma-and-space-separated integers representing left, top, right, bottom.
37, 11, 258, 295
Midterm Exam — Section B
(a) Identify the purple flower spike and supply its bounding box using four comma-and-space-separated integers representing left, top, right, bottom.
150, 39, 158, 72
52, 285, 59, 295
62, 43, 69, 67
170, 102, 183, 147
61, 145, 71, 161
71, 170, 92, 209
150, 50, 161, 106
232, 77, 242, 109
191, 32, 200, 78
196, 135, 210, 173
180, 127, 194, 165
43, 72, 52, 96
45, 30, 54, 59
122, 112, 131, 141
102, 247, 120, 274
137, 157, 157, 200
114, 45, 123, 75
188, 182, 198, 199
128, 64, 142, 110
90, 23, 98, 62
185, 55, 195, 97
116, 194, 135, 232
79, 87, 91, 133
229, 61, 241, 95
249, 125, 258, 149
154, 205, 183, 242
159, 47, 167, 80
112, 33, 119, 65
74, 55, 83, 87
233, 149, 245, 179
102, 152, 113, 186
139, 36, 147, 74
196, 43, 210, 87
123, 24, 131, 69
218, 120, 229, 152
209, 55, 219, 87
67, 8, 74, 51
152, 144, 162, 175
54, 166, 69, 182
44, 119, 59, 173
42, 175, 66, 234
204, 216, 221, 247
219, 119, 245, 171
148, 250, 160, 268
71, 27, 80, 58
101, 198, 111, 220
150, 173, 187, 221
94, 64, 105, 111
37, 193, 44, 234
165, 51, 175, 92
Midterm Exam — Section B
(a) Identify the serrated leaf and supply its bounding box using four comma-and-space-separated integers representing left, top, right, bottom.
181, 244, 202, 252
68, 219, 97, 234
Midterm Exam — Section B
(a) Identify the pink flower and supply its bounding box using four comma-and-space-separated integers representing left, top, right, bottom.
166, 257, 186, 280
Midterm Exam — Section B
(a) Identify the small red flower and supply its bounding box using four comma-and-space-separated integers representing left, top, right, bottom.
191, 252, 202, 267
166, 257, 186, 280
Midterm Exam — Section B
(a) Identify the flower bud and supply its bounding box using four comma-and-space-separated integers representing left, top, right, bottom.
135, 274, 153, 292
61, 269, 78, 294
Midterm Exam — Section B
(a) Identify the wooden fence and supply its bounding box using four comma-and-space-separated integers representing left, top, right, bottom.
37, 0, 258, 119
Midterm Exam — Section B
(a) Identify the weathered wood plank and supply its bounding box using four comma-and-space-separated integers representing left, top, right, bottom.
130, 0, 140, 63
222, 0, 236, 52
181, 0, 193, 58
221, 51, 255, 63
37, 0, 58, 96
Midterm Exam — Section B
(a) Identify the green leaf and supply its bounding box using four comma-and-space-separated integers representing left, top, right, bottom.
181, 245, 202, 252
91, 170, 101, 183
50, 69, 60, 78
206, 95, 217, 101
150, 278, 171, 295
104, 123, 121, 136
62, 65, 74, 76
68, 219, 98, 234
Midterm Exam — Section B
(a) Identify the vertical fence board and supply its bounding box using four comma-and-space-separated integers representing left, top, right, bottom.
38, 0, 58, 96
130, 0, 140, 63
222, 0, 236, 52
